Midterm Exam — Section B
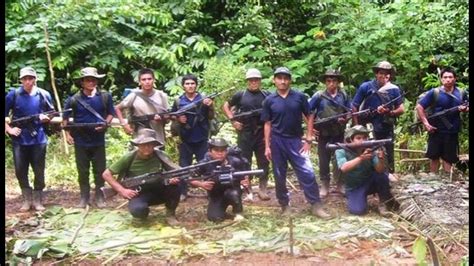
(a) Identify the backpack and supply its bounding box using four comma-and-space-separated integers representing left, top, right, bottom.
413, 87, 440, 126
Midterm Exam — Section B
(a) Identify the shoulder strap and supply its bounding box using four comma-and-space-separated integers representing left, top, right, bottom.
73, 92, 107, 122
120, 150, 137, 180
37, 88, 54, 110
134, 91, 159, 113
154, 149, 180, 171
100, 90, 109, 116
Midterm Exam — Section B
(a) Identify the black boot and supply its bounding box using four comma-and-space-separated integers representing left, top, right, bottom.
78, 187, 90, 208
165, 209, 179, 226
20, 188, 33, 212
95, 187, 106, 208
32, 190, 45, 211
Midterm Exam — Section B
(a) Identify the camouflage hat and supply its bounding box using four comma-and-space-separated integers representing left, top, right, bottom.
208, 138, 229, 148
372, 61, 395, 74
130, 128, 163, 146
19, 67, 37, 79
245, 68, 262, 79
78, 67, 106, 79
344, 125, 371, 141
320, 69, 343, 81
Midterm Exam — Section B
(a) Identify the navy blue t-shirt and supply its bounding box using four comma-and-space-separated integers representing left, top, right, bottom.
172, 93, 211, 143
352, 80, 403, 132
5, 86, 54, 145
418, 86, 468, 134
261, 89, 309, 138
63, 90, 116, 147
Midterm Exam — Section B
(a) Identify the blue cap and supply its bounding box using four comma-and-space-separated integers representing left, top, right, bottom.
273, 67, 291, 77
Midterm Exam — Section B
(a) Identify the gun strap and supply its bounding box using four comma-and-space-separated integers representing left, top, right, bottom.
154, 149, 180, 171
73, 93, 107, 122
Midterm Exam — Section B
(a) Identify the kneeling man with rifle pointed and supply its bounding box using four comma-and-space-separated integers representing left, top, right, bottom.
190, 138, 263, 222
332, 125, 400, 217
102, 129, 185, 226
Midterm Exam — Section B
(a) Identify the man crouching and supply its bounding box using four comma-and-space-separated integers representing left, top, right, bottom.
190, 138, 250, 222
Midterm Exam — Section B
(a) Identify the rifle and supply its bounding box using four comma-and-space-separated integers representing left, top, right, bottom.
326, 138, 392, 152
101, 159, 221, 198
9, 108, 72, 137
410, 101, 469, 130
315, 109, 370, 127
229, 108, 262, 122
171, 88, 234, 117
62, 122, 108, 130
358, 91, 406, 119
206, 165, 264, 188
129, 110, 196, 123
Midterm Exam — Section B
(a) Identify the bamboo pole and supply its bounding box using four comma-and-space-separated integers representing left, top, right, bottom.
43, 22, 69, 154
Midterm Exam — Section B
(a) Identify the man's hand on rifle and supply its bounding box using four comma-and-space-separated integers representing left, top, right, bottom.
119, 187, 139, 200
376, 105, 390, 115
122, 123, 134, 135
423, 121, 437, 133
375, 148, 385, 160
167, 177, 180, 185
203, 98, 213, 106
459, 105, 469, 113
232, 120, 243, 131
38, 113, 51, 123
191, 180, 215, 191
359, 148, 373, 161
337, 116, 348, 124
94, 124, 108, 132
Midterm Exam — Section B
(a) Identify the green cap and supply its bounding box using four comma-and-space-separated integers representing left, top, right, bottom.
344, 125, 371, 141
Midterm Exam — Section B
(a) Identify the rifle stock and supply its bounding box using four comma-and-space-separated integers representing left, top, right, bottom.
230, 108, 262, 121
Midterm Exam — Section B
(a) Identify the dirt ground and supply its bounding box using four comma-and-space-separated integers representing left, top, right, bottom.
5, 176, 469, 266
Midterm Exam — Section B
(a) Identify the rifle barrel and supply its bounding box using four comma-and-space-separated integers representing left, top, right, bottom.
326, 138, 392, 151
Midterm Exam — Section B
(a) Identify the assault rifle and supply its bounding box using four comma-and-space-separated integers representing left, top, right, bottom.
129, 110, 196, 123
326, 138, 392, 152
206, 165, 264, 188
172, 88, 234, 116
229, 108, 262, 122
410, 101, 469, 130
315, 109, 370, 127
9, 108, 72, 137
358, 92, 406, 119
101, 159, 221, 198
62, 122, 108, 130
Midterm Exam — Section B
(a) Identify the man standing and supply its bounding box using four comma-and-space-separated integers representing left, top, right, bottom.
190, 138, 250, 222
63, 67, 115, 208
115, 68, 169, 145
5, 67, 54, 211
416, 67, 469, 174
261, 66, 330, 219
222, 68, 270, 200
102, 128, 181, 226
352, 61, 404, 173
309, 69, 351, 197
171, 74, 215, 200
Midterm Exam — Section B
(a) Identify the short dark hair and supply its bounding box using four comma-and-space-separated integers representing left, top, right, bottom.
181, 74, 198, 86
138, 68, 155, 80
440, 67, 456, 78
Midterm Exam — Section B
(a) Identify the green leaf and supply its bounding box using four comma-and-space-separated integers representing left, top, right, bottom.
412, 236, 427, 265
13, 239, 48, 257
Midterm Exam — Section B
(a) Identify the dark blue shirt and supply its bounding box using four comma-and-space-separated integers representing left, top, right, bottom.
172, 93, 211, 143
5, 87, 54, 145
309, 90, 351, 117
63, 90, 115, 147
261, 89, 309, 138
352, 80, 403, 132
418, 86, 468, 134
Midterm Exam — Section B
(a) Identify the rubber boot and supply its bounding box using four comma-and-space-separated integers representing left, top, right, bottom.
335, 179, 345, 195
311, 202, 331, 220
320, 180, 330, 198
32, 190, 46, 211
165, 209, 179, 226
95, 187, 106, 208
78, 188, 90, 208
257, 179, 270, 201
20, 188, 33, 212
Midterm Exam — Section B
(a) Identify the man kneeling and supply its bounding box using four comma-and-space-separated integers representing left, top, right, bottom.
335, 125, 399, 216
102, 128, 181, 226
190, 138, 250, 222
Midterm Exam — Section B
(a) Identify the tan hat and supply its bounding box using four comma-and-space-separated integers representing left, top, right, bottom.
130, 128, 163, 146
19, 67, 37, 79
79, 67, 106, 79
245, 68, 262, 79
372, 61, 395, 74
344, 125, 371, 141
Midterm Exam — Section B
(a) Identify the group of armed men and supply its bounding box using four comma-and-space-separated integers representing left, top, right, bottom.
5, 61, 469, 225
